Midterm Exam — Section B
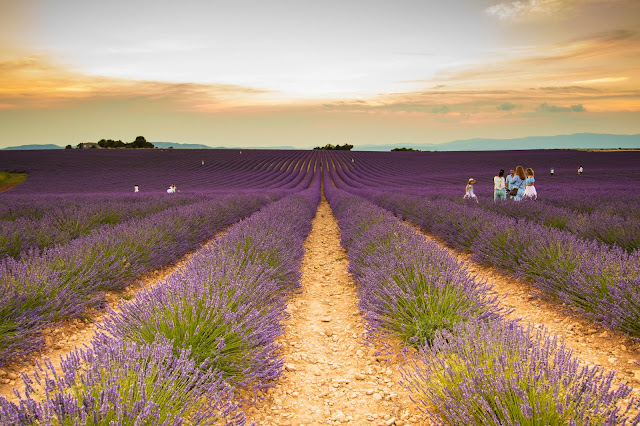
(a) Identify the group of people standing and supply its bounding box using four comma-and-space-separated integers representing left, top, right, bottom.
464, 165, 537, 202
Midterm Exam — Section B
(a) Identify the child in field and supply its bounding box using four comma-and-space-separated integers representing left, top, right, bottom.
464, 178, 478, 202
523, 168, 537, 200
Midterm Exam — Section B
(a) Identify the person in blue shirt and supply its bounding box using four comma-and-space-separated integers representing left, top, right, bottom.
506, 169, 516, 198
509, 166, 526, 201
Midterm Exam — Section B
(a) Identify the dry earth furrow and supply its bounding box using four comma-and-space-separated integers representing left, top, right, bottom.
247, 197, 425, 426
408, 222, 640, 395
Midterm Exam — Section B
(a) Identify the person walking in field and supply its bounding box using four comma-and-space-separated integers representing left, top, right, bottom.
550, 167, 554, 176
464, 178, 478, 202
509, 166, 526, 201
494, 169, 506, 201
578, 166, 583, 175
523, 168, 537, 200
134, 184, 139, 193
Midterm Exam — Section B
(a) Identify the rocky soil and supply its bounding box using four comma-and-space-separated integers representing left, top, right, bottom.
246, 198, 426, 425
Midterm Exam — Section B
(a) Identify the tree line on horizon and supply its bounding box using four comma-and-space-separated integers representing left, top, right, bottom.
313, 143, 353, 150
67, 136, 154, 149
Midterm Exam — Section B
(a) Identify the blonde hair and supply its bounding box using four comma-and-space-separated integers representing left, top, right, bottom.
516, 166, 526, 180
525, 168, 534, 177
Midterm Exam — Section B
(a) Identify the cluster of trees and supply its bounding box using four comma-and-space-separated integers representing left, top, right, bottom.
313, 143, 354, 151
71, 136, 154, 149
391, 147, 421, 152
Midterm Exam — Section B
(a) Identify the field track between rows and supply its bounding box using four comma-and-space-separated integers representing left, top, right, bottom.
247, 193, 426, 426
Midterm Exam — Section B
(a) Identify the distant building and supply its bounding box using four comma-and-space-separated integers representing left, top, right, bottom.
77, 142, 101, 149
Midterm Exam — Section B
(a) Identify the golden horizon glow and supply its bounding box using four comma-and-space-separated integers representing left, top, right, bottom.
1, 0, 639, 148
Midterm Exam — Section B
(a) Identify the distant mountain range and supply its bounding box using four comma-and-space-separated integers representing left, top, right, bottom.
355, 133, 640, 151
2, 144, 66, 150
2, 133, 639, 151
1, 142, 297, 150
151, 142, 217, 149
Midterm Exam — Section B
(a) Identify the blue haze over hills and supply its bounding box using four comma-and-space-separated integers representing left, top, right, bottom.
2, 133, 639, 151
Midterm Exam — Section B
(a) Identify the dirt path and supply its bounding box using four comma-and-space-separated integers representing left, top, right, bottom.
247, 197, 426, 426
0, 232, 227, 401
410, 224, 640, 395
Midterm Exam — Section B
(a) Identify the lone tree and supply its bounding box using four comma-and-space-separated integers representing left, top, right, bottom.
127, 136, 154, 149
98, 138, 125, 148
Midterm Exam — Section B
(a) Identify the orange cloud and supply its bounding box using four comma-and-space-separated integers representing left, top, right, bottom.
0, 54, 274, 111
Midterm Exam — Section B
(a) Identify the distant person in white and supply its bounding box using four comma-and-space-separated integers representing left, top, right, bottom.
578, 166, 583, 175
494, 170, 506, 201
550, 167, 554, 176
167, 184, 176, 193
134, 185, 139, 193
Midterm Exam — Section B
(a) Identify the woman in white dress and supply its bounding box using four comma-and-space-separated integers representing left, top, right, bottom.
523, 168, 537, 200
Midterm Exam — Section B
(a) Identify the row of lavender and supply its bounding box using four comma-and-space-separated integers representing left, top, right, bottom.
350, 190, 640, 338
323, 152, 640, 337
329, 152, 640, 252
0, 193, 209, 259
323, 169, 639, 424
0, 150, 317, 367
0, 149, 316, 194
474, 198, 640, 252
0, 194, 273, 367
0, 179, 321, 424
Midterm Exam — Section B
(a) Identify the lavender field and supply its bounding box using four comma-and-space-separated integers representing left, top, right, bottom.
1, 148, 640, 425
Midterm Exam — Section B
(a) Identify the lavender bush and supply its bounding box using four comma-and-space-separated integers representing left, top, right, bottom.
99, 186, 320, 389
0, 337, 244, 425
0, 194, 272, 366
0, 149, 317, 194
322, 157, 640, 424
323, 173, 501, 346
1, 174, 320, 424
403, 320, 640, 425
342, 186, 640, 338
0, 193, 206, 259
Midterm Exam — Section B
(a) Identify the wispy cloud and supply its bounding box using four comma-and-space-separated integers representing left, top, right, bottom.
485, 0, 629, 21
572, 76, 629, 84
0, 54, 273, 110
497, 102, 517, 111
536, 102, 586, 112
486, 0, 567, 21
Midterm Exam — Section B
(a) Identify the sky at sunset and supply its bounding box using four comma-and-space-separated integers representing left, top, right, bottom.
1, 0, 639, 149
